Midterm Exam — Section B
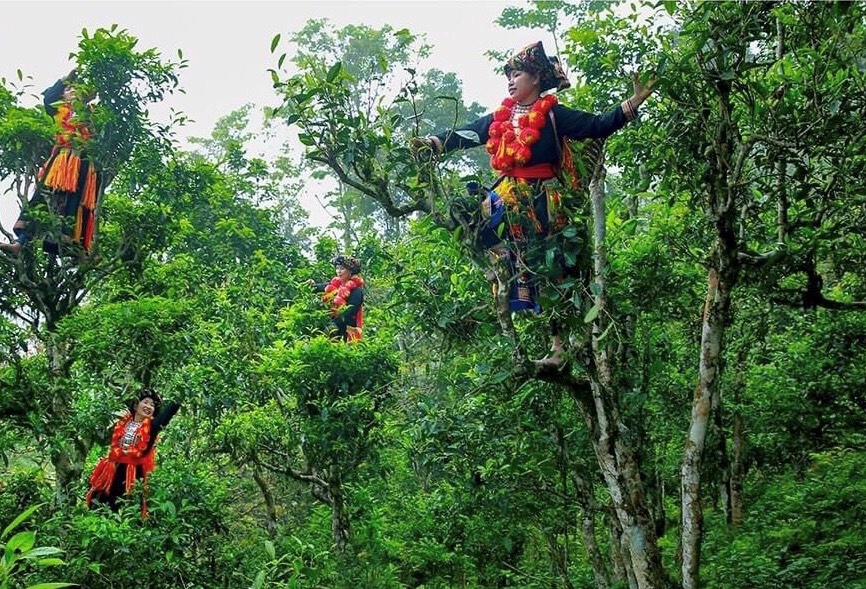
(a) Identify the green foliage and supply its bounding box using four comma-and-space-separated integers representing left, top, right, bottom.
4, 5, 866, 589
0, 99, 53, 181
742, 308, 866, 469
702, 450, 866, 589
272, 19, 473, 243
49, 451, 253, 589
259, 337, 398, 469
0, 505, 74, 589
75, 25, 185, 175
59, 296, 194, 385
388, 219, 494, 343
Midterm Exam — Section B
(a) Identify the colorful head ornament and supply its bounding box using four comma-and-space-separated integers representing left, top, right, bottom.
332, 254, 362, 275
504, 41, 571, 93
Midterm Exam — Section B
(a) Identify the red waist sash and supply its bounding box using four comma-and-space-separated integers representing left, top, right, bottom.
509, 163, 556, 180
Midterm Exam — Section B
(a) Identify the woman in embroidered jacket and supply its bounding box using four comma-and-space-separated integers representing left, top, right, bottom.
0, 68, 100, 255
412, 41, 655, 366
85, 389, 180, 517
312, 255, 365, 342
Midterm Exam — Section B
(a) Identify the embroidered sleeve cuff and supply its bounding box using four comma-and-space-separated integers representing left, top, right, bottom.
621, 99, 638, 122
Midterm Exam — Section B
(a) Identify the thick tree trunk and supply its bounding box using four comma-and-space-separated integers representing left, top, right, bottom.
680, 271, 718, 589
582, 164, 671, 589
680, 54, 744, 586
46, 333, 86, 506
253, 467, 278, 538
52, 441, 87, 506
588, 397, 667, 589
328, 469, 350, 552
609, 517, 631, 588
681, 236, 739, 589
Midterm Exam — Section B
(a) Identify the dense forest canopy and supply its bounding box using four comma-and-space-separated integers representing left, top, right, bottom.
1, 2, 865, 589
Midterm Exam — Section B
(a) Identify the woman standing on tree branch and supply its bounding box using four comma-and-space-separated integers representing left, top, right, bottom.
0, 67, 101, 256
411, 41, 655, 366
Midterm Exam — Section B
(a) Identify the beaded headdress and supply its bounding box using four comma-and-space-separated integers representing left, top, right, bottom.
504, 41, 571, 93
331, 255, 362, 275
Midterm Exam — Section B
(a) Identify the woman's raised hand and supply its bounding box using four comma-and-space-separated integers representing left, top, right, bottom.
410, 136, 438, 161
631, 72, 658, 106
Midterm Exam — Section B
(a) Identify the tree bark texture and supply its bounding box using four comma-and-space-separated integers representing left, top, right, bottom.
609, 517, 631, 588
328, 468, 350, 552
712, 370, 732, 524
46, 333, 88, 505
680, 52, 743, 586
681, 239, 738, 589
253, 467, 278, 538
580, 162, 671, 589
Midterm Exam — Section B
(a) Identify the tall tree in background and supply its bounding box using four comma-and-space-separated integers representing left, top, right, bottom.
188, 105, 315, 251
274, 20, 489, 245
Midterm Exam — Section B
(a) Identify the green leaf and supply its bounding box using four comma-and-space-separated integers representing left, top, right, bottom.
326, 61, 342, 83
264, 539, 276, 560
270, 34, 281, 53
6, 530, 36, 564
596, 321, 614, 342
252, 570, 266, 589
1, 504, 40, 540
23, 547, 63, 558
25, 584, 77, 589
584, 303, 600, 323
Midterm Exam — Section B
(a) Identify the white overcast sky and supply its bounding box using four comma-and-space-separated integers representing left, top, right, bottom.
0, 0, 555, 230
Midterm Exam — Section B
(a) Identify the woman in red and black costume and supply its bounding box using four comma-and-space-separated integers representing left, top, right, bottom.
412, 41, 655, 366
85, 388, 180, 518
311, 255, 365, 342
0, 68, 101, 255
